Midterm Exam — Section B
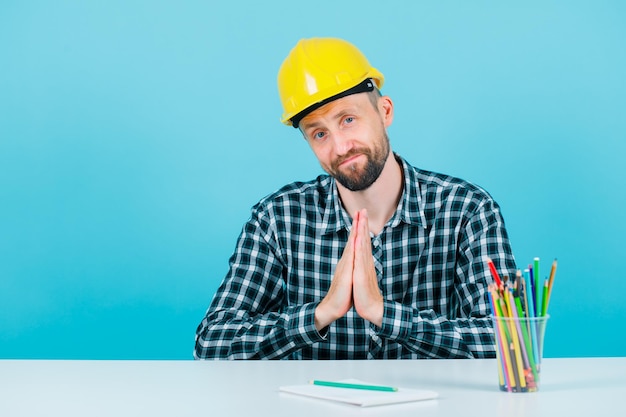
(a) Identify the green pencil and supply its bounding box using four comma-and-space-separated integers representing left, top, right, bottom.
541, 279, 549, 317
310, 380, 398, 392
514, 295, 538, 382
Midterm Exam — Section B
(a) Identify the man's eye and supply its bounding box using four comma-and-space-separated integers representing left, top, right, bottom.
344, 117, 354, 124
314, 131, 326, 140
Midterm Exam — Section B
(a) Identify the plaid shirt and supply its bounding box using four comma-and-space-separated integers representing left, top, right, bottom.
195, 154, 516, 360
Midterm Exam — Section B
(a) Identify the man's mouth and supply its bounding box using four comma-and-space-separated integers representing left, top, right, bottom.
338, 153, 363, 168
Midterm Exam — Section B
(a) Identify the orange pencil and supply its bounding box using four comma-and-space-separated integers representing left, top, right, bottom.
545, 259, 558, 312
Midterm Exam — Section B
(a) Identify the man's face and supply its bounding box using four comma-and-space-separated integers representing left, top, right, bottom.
299, 93, 393, 191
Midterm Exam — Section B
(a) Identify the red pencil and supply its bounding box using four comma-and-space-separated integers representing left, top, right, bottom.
486, 257, 503, 287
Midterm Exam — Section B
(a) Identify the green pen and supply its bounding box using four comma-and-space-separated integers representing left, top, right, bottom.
310, 380, 398, 392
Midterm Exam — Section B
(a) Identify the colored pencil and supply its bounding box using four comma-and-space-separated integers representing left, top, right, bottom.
488, 290, 506, 389
514, 295, 538, 381
486, 257, 503, 287
487, 257, 556, 392
523, 269, 536, 318
310, 380, 398, 392
490, 287, 515, 391
511, 293, 531, 368
504, 292, 527, 390
540, 279, 549, 317
533, 258, 542, 319
545, 259, 558, 312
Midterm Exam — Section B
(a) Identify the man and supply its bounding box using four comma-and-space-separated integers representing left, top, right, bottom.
194, 38, 516, 360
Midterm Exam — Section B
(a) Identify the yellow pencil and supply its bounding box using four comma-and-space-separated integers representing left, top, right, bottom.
496, 294, 517, 390
489, 288, 506, 389
491, 288, 515, 391
503, 292, 527, 390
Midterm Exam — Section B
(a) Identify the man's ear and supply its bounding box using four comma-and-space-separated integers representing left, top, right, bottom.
379, 96, 394, 128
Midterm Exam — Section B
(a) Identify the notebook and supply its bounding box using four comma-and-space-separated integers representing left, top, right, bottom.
278, 379, 439, 407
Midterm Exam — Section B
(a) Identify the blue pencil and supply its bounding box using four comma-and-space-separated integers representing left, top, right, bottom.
524, 269, 535, 318
523, 268, 540, 370
533, 258, 542, 320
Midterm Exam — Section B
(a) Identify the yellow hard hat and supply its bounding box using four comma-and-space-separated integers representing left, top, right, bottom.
277, 37, 384, 128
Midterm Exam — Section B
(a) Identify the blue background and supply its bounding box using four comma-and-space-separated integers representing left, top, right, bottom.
1, 1, 625, 359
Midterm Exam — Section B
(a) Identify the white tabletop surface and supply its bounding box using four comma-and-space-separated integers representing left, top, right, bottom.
1, 357, 624, 417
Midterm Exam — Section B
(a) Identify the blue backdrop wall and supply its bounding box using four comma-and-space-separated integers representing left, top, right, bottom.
1, 0, 625, 359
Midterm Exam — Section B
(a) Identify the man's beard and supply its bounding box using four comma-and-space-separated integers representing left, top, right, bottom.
329, 133, 390, 192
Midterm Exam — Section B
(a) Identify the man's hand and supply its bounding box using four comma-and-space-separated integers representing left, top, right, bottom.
314, 214, 357, 331
351, 209, 384, 327
314, 209, 384, 331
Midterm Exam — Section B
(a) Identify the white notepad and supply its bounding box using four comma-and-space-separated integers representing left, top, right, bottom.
279, 379, 439, 407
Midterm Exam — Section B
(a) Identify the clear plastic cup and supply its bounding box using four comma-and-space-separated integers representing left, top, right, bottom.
492, 315, 549, 392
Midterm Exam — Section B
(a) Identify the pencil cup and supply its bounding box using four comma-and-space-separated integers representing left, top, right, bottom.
491, 315, 549, 393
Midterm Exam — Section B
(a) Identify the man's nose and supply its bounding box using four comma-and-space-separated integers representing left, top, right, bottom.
332, 129, 355, 156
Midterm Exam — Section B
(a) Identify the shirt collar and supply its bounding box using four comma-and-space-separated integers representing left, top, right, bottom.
320, 177, 349, 236
394, 154, 428, 228
320, 153, 427, 236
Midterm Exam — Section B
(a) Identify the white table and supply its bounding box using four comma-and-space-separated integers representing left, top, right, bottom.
1, 358, 624, 416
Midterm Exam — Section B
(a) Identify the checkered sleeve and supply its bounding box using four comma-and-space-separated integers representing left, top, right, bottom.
194, 208, 325, 360
378, 192, 516, 358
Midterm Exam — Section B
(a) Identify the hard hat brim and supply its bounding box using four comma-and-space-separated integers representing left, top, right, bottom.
288, 78, 377, 129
